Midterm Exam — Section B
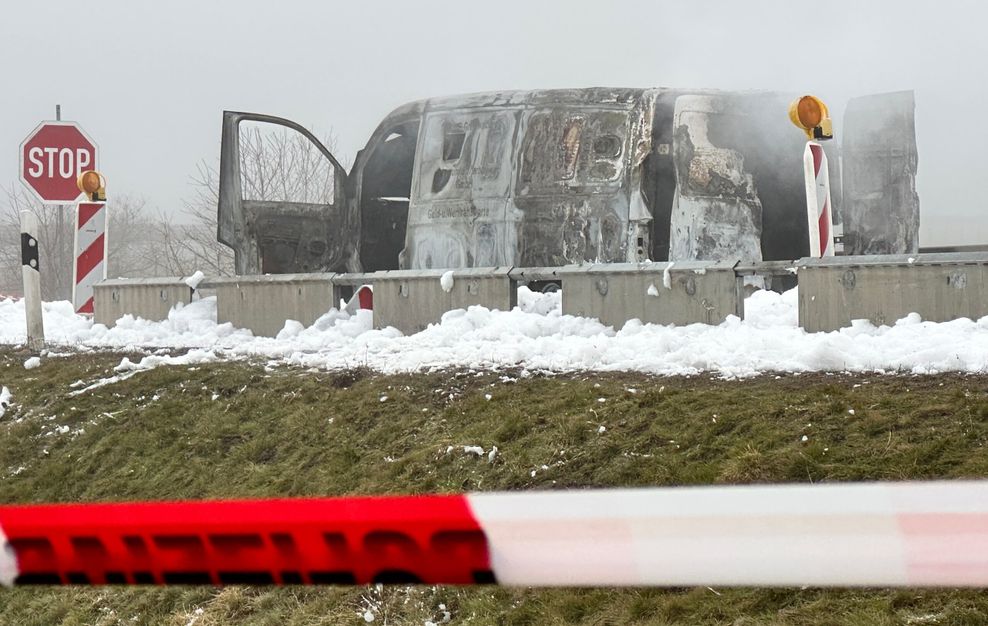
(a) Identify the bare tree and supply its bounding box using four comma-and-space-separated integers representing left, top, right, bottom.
153, 123, 344, 277
238, 123, 338, 204
143, 162, 235, 278
106, 196, 159, 279
0, 186, 155, 299
0, 186, 73, 299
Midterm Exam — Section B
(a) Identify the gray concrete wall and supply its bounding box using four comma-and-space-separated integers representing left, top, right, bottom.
209, 273, 336, 337
372, 267, 515, 334
561, 261, 741, 327
93, 278, 192, 326
797, 253, 988, 332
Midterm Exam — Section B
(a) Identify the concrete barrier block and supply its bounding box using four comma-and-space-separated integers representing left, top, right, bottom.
561, 261, 741, 327
797, 253, 988, 332
93, 278, 192, 326
372, 267, 515, 334
211, 273, 336, 337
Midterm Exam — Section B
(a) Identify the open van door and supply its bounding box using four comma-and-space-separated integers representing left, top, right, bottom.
217, 111, 356, 275
841, 91, 919, 255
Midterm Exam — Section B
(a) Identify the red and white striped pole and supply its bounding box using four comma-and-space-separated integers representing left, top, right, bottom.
4, 481, 988, 587
790, 95, 836, 258
72, 202, 107, 314
803, 141, 835, 257
72, 171, 108, 315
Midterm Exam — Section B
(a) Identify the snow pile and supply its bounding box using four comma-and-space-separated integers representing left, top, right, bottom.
440, 270, 455, 293
0, 297, 250, 351
184, 271, 205, 290
517, 286, 560, 316
744, 287, 799, 328
1, 288, 987, 378
0, 386, 11, 419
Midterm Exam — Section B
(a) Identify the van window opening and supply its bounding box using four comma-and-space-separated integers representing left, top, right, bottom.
442, 129, 466, 161
593, 135, 622, 158
559, 118, 584, 180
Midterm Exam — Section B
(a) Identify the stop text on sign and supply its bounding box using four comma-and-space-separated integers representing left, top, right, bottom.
25, 147, 92, 179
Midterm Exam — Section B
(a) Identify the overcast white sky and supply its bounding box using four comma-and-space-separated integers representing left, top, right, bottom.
2, 0, 986, 244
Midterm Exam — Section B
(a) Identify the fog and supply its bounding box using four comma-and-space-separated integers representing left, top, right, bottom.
1, 0, 986, 244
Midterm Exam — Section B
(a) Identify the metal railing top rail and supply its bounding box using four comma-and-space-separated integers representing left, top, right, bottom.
796, 252, 988, 268
97, 251, 988, 291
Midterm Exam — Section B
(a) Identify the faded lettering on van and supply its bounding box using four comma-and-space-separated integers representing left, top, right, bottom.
427, 203, 490, 220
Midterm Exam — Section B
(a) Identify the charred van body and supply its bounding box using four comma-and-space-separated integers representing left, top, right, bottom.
217, 88, 918, 275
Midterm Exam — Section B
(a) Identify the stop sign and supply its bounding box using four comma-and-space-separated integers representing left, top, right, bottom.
19, 121, 99, 203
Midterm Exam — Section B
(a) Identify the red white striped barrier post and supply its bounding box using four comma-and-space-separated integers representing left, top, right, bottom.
789, 95, 836, 258
3, 481, 988, 587
72, 202, 107, 315
343, 284, 373, 315
803, 141, 835, 257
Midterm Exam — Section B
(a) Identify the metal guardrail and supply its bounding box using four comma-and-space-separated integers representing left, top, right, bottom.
93, 252, 988, 335
796, 253, 988, 332
557, 261, 741, 327
919, 244, 988, 254
203, 274, 337, 338
93, 277, 194, 327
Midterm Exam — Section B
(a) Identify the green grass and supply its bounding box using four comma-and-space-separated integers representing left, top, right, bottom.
1, 346, 988, 624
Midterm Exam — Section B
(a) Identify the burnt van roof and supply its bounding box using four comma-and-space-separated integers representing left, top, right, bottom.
379, 87, 655, 121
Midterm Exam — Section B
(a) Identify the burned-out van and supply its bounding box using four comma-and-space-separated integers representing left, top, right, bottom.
217, 88, 917, 275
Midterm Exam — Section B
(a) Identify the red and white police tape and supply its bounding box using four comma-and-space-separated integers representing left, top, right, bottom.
72, 202, 107, 315
803, 141, 835, 257
2, 481, 988, 587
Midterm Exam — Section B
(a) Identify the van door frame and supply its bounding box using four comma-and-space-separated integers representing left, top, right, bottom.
217, 111, 352, 275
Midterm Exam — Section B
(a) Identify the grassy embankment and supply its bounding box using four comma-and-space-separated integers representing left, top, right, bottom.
1, 346, 988, 625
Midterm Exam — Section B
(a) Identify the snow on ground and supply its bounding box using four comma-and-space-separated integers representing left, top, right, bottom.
1, 289, 988, 378
0, 386, 11, 419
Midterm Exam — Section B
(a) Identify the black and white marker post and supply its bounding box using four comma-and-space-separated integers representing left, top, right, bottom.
19, 211, 44, 352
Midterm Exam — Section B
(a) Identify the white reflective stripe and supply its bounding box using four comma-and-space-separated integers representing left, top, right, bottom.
74, 260, 104, 311
803, 142, 835, 258
75, 204, 106, 254
0, 525, 19, 587
467, 482, 988, 587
